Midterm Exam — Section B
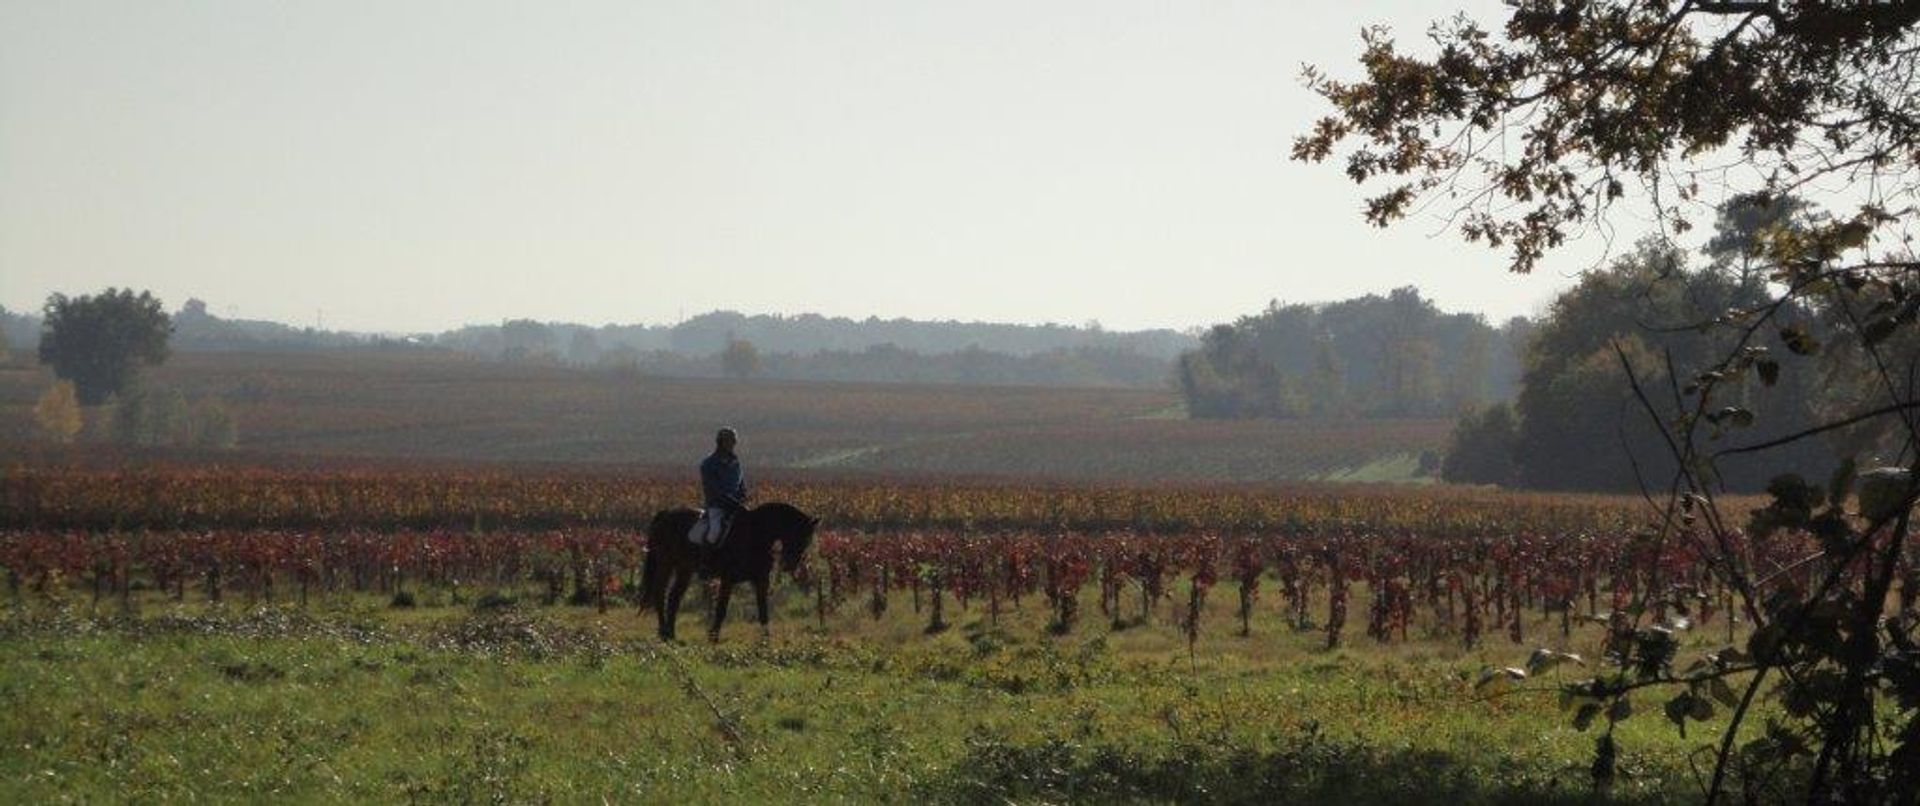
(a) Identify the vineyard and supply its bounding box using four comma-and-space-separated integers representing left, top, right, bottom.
0, 524, 1832, 651
1, 460, 1838, 655
7, 458, 1910, 802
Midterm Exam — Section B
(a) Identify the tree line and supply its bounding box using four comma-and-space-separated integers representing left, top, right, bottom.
1176, 288, 1528, 419
1179, 194, 1880, 495
2, 303, 1192, 389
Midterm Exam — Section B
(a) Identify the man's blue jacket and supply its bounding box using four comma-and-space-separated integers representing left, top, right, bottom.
701, 452, 748, 512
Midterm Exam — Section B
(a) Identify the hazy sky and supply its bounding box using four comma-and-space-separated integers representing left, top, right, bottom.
2, 1, 1600, 334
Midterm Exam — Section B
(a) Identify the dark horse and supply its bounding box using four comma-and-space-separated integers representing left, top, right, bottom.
638, 502, 818, 641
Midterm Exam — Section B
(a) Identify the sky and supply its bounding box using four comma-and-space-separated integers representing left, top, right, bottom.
1, 0, 1605, 334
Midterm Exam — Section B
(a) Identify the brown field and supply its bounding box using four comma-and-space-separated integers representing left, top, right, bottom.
0, 351, 1451, 483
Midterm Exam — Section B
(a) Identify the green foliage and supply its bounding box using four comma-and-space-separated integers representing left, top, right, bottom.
499, 318, 555, 361
191, 399, 239, 449
1296, 1, 1920, 274
31, 380, 84, 444
1441, 402, 1517, 485
109, 385, 191, 447
104, 385, 237, 449
1180, 288, 1519, 420
1510, 237, 1830, 492
721, 336, 762, 379
37, 289, 172, 405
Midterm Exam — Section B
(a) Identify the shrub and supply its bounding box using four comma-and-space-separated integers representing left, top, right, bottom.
32, 380, 83, 443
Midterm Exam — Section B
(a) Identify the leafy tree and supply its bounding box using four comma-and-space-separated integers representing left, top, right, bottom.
500, 319, 554, 361
1301, 2, 1920, 800
1376, 287, 1439, 414
1705, 193, 1817, 284
38, 289, 172, 405
1179, 324, 1296, 418
192, 400, 239, 449
596, 344, 644, 375
568, 329, 602, 365
1440, 402, 1518, 485
32, 380, 83, 443
1443, 327, 1491, 413
721, 336, 762, 380
1510, 236, 1829, 491
1307, 337, 1347, 418
110, 385, 191, 447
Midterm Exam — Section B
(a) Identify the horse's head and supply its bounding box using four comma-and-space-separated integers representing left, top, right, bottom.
755, 502, 820, 577
780, 514, 819, 577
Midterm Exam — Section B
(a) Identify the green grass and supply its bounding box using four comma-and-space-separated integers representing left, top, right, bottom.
1314, 452, 1433, 483
0, 592, 1734, 804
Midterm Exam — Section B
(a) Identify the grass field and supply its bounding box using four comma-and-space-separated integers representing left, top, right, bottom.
0, 351, 1451, 483
0, 590, 1732, 804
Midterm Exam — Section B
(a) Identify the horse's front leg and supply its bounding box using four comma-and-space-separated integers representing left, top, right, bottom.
709, 581, 735, 643
662, 570, 692, 642
753, 576, 772, 640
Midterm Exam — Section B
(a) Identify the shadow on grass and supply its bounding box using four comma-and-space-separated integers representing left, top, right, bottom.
922, 727, 1683, 806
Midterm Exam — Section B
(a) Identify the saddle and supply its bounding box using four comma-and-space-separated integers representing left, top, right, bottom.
690, 509, 735, 547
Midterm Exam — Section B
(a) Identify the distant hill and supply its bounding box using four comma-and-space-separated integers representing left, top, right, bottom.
4, 301, 1195, 357
2, 299, 1193, 389
432, 310, 1195, 362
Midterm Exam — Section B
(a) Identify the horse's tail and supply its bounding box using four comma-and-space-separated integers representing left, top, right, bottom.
637, 511, 670, 613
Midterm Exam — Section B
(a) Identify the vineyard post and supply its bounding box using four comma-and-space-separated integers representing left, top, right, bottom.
117, 536, 133, 616
925, 567, 946, 634
1325, 552, 1347, 650
1507, 579, 1523, 644
815, 573, 827, 629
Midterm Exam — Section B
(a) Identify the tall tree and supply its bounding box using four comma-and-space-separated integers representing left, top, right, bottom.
1440, 401, 1517, 485
500, 319, 554, 361
38, 289, 172, 405
1300, 2, 1920, 800
721, 336, 762, 380
1444, 326, 1492, 412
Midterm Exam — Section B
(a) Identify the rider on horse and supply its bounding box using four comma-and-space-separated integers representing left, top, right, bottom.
697, 427, 748, 573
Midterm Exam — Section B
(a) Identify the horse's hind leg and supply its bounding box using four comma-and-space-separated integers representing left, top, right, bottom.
662, 570, 692, 641
709, 582, 735, 643
753, 576, 771, 640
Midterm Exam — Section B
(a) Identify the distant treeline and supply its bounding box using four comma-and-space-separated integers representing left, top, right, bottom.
1177, 287, 1528, 419
434, 310, 1194, 361
0, 302, 1188, 389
